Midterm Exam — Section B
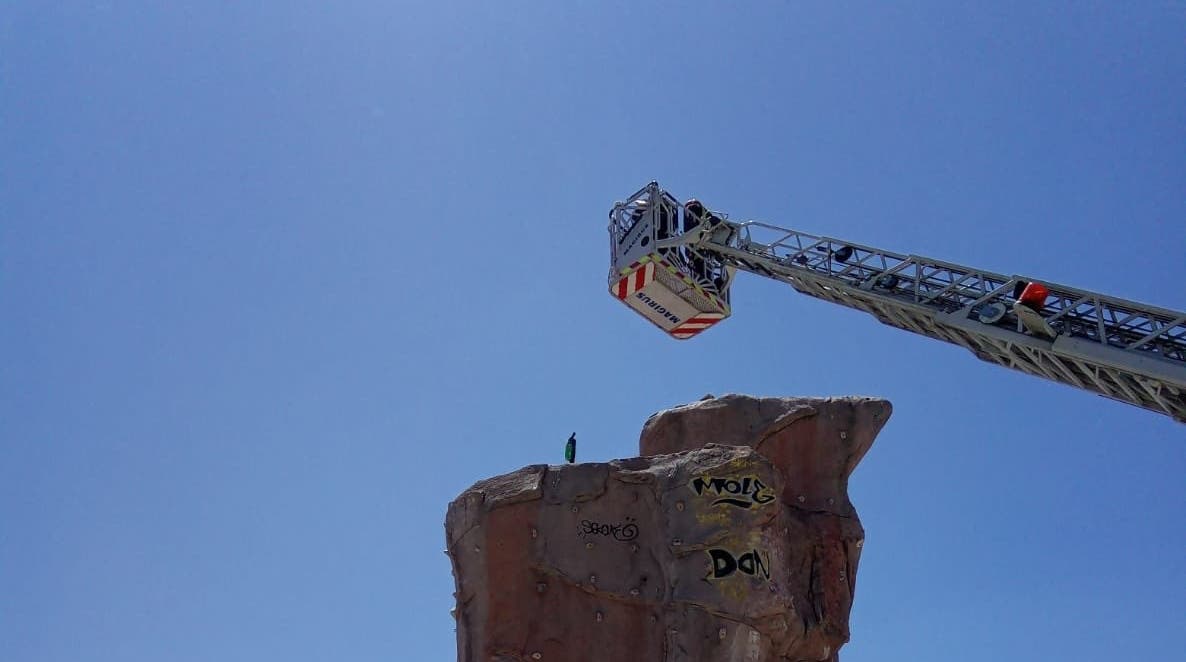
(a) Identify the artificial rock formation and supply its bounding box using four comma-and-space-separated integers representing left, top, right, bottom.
446, 394, 891, 662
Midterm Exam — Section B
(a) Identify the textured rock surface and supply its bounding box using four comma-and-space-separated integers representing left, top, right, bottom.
639, 394, 893, 660
446, 394, 891, 662
640, 394, 892, 518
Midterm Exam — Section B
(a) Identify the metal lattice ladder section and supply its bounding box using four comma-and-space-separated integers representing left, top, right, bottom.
695, 219, 1186, 423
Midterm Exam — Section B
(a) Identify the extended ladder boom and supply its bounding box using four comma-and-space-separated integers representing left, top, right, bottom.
607, 182, 1186, 423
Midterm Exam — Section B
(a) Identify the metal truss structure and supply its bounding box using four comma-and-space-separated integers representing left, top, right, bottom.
654, 186, 1186, 423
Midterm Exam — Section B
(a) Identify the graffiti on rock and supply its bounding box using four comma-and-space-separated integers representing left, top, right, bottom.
706, 548, 770, 580
689, 475, 775, 509
579, 517, 639, 542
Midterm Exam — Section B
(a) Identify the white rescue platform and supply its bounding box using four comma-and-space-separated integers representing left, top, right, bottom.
607, 183, 732, 340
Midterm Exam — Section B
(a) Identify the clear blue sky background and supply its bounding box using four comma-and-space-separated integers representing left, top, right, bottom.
3, 3, 1184, 661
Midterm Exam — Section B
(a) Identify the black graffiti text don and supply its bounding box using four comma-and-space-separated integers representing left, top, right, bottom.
706, 548, 770, 581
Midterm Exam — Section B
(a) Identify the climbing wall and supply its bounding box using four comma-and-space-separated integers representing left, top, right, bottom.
445, 395, 892, 662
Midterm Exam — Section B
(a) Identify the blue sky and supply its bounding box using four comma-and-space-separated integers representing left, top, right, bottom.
2, 2, 1184, 660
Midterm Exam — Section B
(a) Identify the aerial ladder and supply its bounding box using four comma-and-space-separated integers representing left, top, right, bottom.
608, 182, 1186, 423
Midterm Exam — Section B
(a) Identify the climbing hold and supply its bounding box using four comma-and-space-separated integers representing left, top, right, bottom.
719, 627, 727, 640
